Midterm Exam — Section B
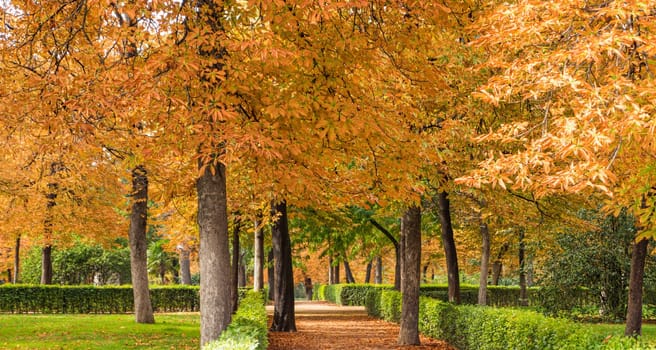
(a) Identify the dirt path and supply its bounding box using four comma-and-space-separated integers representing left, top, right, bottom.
266, 301, 456, 350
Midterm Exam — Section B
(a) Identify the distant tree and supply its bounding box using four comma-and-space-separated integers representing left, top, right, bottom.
539, 209, 656, 321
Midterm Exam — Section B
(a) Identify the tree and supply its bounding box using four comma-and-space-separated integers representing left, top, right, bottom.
398, 205, 421, 345
436, 191, 460, 303
253, 214, 265, 291
270, 200, 296, 332
460, 0, 656, 335
197, 159, 231, 344
539, 209, 643, 321
129, 165, 155, 323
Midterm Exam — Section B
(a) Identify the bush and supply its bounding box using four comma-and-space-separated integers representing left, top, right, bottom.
602, 336, 656, 350
202, 290, 268, 350
365, 287, 383, 317
0, 285, 267, 314
319, 284, 656, 349
379, 290, 402, 323
364, 288, 607, 350
323, 284, 342, 304
0, 285, 204, 313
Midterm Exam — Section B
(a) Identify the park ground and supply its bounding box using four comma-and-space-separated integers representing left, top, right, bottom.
0, 301, 655, 349
267, 300, 455, 349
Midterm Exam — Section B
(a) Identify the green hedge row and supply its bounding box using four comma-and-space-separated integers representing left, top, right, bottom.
202, 290, 268, 350
314, 283, 602, 308
314, 284, 390, 306
319, 284, 656, 350
0, 285, 255, 313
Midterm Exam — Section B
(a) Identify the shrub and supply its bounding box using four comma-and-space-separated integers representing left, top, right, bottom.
323, 284, 342, 304
602, 336, 656, 350
365, 287, 383, 317
365, 287, 607, 350
379, 290, 402, 323
202, 290, 268, 350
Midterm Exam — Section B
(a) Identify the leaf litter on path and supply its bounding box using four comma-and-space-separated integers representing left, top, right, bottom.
267, 301, 455, 350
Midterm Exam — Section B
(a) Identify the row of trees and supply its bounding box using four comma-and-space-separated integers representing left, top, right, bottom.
1, 0, 655, 346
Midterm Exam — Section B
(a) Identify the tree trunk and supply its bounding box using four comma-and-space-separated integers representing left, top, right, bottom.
364, 260, 372, 284
238, 253, 247, 287
375, 256, 383, 284
491, 243, 509, 285
518, 228, 528, 306
268, 248, 274, 301
370, 219, 400, 290
179, 248, 192, 285
42, 175, 58, 285
41, 245, 53, 285
270, 200, 296, 332
625, 238, 648, 336
437, 191, 460, 303
344, 259, 356, 283
398, 205, 421, 345
128, 165, 154, 324
491, 262, 502, 285
328, 256, 333, 284
159, 263, 166, 284
422, 264, 429, 283
399, 225, 406, 292
6, 269, 11, 283
330, 258, 340, 284
478, 220, 490, 306
253, 217, 264, 291
231, 217, 241, 313
197, 160, 231, 346
13, 236, 20, 283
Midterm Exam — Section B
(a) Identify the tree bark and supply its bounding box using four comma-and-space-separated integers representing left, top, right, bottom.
328, 256, 333, 284
41, 174, 58, 285
375, 256, 383, 284
364, 260, 372, 284
268, 248, 274, 300
478, 220, 490, 306
197, 160, 231, 346
231, 216, 241, 313
253, 217, 264, 291
330, 258, 340, 284
491, 243, 509, 285
13, 236, 20, 283
40, 246, 53, 285
398, 205, 421, 345
625, 238, 649, 336
518, 228, 528, 307
270, 200, 296, 332
370, 219, 400, 290
179, 248, 192, 285
128, 165, 154, 324
399, 225, 406, 292
238, 253, 247, 287
437, 191, 460, 303
344, 259, 356, 283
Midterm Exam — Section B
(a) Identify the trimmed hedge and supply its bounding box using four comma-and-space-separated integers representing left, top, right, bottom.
0, 284, 228, 313
314, 283, 601, 309
315, 284, 391, 306
417, 296, 603, 350
202, 290, 268, 350
320, 284, 656, 350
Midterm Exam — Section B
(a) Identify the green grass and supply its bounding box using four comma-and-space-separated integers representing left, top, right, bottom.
586, 323, 656, 344
0, 313, 200, 349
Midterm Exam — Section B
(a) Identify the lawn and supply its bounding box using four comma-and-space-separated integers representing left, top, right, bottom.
0, 313, 200, 349
586, 322, 656, 344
